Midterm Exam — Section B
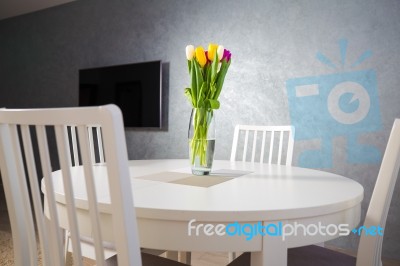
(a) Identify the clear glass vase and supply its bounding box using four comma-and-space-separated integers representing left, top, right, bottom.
188, 108, 216, 175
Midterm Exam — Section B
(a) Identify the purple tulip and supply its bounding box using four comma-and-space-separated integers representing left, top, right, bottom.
222, 49, 232, 62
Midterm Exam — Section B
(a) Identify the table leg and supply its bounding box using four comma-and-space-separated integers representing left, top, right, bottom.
251, 221, 287, 266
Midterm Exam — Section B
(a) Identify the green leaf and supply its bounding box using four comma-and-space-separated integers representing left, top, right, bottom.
197, 100, 205, 108
190, 59, 197, 106
205, 99, 220, 109
204, 65, 212, 99
184, 88, 194, 107
194, 60, 204, 105
213, 60, 230, 100
210, 83, 217, 94
197, 82, 207, 106
211, 52, 218, 82
187, 60, 191, 74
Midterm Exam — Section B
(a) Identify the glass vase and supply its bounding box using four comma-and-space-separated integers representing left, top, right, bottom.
188, 108, 216, 175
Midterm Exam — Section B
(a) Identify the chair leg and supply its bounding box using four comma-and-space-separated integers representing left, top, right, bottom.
228, 252, 237, 262
166, 251, 179, 261
179, 251, 191, 264
64, 230, 70, 263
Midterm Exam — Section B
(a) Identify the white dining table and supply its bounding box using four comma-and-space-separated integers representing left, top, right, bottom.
46, 159, 364, 266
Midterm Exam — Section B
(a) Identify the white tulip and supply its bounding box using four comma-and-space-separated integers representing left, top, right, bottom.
217, 45, 224, 61
186, 45, 195, 60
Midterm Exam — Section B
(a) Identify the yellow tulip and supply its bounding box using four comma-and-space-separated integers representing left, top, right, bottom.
195, 46, 207, 67
207, 43, 218, 61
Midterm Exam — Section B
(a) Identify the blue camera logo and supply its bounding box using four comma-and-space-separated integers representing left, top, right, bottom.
286, 40, 382, 168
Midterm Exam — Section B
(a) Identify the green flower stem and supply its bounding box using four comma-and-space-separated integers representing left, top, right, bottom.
190, 108, 212, 167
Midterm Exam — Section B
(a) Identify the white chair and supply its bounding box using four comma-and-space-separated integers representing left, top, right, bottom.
0, 105, 186, 266
230, 125, 295, 165
229, 119, 400, 266
229, 124, 295, 262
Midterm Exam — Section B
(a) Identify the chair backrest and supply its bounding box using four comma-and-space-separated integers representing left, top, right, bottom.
230, 125, 295, 166
0, 105, 141, 266
356, 119, 400, 266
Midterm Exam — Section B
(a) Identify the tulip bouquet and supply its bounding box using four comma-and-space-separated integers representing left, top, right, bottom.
185, 43, 231, 171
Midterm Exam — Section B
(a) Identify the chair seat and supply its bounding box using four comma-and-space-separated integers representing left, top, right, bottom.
105, 252, 188, 266
288, 245, 356, 266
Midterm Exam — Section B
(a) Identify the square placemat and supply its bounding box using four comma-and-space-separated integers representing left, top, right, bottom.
169, 175, 232, 187
136, 172, 192, 182
136, 169, 253, 188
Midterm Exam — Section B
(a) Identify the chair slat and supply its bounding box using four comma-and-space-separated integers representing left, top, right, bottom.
286, 127, 295, 166
260, 131, 266, 163
88, 126, 96, 163
96, 126, 105, 163
243, 130, 249, 161
77, 125, 106, 265
70, 126, 80, 166
10, 125, 39, 265
36, 125, 64, 266
100, 112, 142, 266
55, 125, 84, 266
268, 131, 275, 164
277, 131, 284, 165
251, 131, 257, 163
230, 126, 240, 161
20, 125, 51, 266
0, 125, 31, 266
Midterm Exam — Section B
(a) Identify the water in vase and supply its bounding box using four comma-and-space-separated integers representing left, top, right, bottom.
189, 139, 215, 175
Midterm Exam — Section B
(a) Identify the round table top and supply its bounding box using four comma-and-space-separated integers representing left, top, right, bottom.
48, 159, 363, 222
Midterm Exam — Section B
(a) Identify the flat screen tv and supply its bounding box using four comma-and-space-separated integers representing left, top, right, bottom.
79, 60, 162, 128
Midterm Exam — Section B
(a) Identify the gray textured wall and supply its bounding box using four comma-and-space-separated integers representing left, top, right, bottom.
1, 0, 399, 259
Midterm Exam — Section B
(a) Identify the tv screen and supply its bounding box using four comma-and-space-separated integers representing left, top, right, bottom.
79, 60, 162, 128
